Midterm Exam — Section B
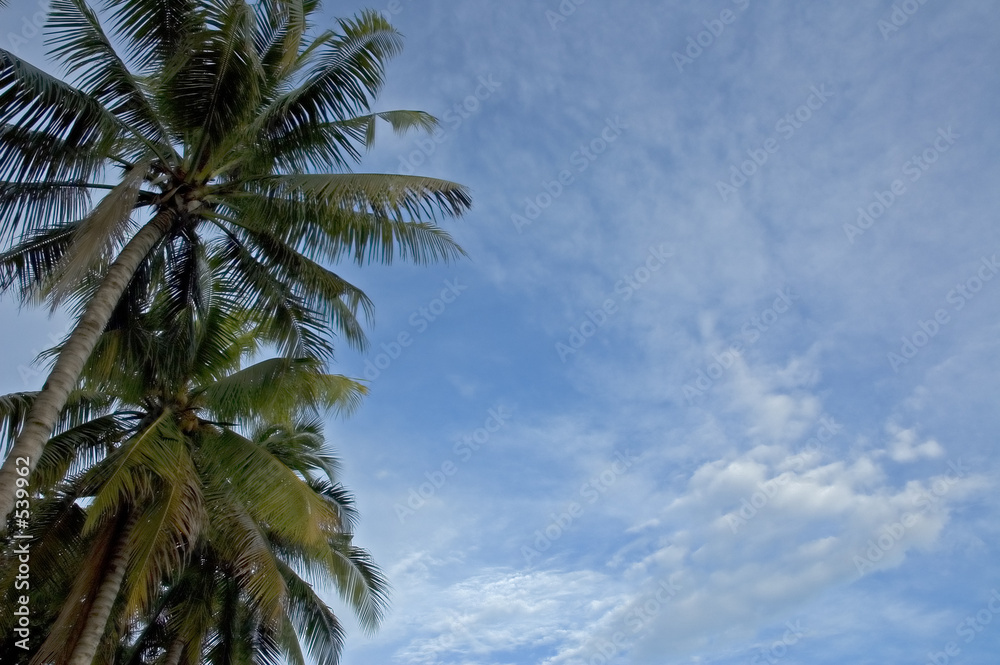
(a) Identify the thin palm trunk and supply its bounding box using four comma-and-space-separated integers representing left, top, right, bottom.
65, 512, 136, 665
0, 210, 173, 524
161, 631, 187, 665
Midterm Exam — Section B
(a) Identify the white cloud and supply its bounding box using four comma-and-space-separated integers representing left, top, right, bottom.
392, 568, 621, 665
885, 423, 945, 462
605, 447, 983, 663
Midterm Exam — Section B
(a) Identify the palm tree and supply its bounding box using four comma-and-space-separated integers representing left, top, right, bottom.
0, 282, 387, 664
115, 422, 386, 665
0, 0, 472, 523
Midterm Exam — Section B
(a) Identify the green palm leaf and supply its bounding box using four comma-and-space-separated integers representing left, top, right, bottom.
277, 559, 346, 665
46, 0, 171, 145
0, 49, 119, 187
196, 357, 365, 423
106, 0, 202, 71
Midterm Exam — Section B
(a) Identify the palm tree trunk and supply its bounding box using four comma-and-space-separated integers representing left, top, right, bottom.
65, 512, 137, 665
161, 632, 187, 665
0, 210, 173, 525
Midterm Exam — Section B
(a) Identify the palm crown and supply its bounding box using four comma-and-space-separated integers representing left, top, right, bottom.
0, 0, 472, 523
1, 0, 470, 355
1, 281, 388, 664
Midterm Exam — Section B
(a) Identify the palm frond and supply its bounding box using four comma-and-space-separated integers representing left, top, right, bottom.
250, 10, 403, 154
0, 180, 94, 240
254, 0, 307, 81
232, 173, 470, 265
48, 158, 151, 306
46, 0, 171, 145
255, 419, 336, 480
249, 110, 438, 174
315, 535, 389, 633
31, 414, 127, 491
307, 479, 359, 533
277, 559, 346, 665
0, 221, 77, 300
162, 227, 207, 322
0, 389, 116, 457
208, 233, 340, 358
350, 109, 439, 149
211, 222, 373, 349
199, 428, 340, 545
159, 0, 262, 170
82, 410, 182, 530
105, 0, 201, 72
0, 47, 120, 176
202, 480, 287, 616
0, 392, 34, 446
196, 357, 365, 424
121, 458, 205, 615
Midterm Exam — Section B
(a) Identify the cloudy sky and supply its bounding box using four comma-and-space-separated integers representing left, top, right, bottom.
4, 1, 1000, 664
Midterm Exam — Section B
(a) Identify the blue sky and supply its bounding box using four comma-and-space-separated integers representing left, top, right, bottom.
3, 1, 1000, 664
